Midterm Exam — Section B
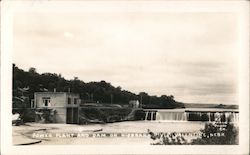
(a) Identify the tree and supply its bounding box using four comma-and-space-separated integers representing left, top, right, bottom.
74, 77, 79, 80
13, 64, 184, 108
28, 67, 37, 74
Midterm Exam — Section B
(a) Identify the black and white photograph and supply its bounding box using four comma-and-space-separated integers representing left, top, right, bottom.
1, 0, 249, 155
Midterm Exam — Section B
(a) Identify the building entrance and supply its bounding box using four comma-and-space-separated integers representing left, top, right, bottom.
66, 107, 78, 124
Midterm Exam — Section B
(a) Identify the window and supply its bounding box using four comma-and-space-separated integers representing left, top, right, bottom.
74, 98, 77, 104
42, 97, 50, 106
68, 97, 71, 104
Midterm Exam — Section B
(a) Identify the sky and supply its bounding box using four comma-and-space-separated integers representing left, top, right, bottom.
13, 12, 240, 104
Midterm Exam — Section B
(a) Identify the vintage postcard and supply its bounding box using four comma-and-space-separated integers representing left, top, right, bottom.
1, 0, 249, 155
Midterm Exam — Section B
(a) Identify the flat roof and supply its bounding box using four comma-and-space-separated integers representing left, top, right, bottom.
34, 92, 79, 95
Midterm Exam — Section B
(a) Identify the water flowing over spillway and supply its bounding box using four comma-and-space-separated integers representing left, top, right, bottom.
156, 111, 187, 121
144, 110, 187, 121
144, 108, 239, 122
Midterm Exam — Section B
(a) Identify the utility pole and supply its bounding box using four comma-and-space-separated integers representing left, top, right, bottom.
140, 95, 143, 108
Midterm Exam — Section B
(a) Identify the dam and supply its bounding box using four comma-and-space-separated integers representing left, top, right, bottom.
144, 108, 239, 122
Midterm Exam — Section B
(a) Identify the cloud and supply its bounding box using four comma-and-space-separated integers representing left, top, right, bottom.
13, 12, 239, 104
63, 32, 74, 38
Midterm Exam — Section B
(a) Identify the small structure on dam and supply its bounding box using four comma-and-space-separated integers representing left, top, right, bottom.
143, 108, 239, 122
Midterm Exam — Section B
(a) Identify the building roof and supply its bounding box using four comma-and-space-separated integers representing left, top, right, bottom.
34, 92, 79, 96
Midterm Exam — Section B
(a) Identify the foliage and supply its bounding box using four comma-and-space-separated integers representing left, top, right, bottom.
19, 109, 36, 123
148, 121, 238, 145
191, 122, 238, 145
148, 131, 188, 145
13, 64, 184, 109
40, 109, 54, 123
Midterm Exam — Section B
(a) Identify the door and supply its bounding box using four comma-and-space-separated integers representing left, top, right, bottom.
66, 108, 73, 124
66, 107, 78, 124
73, 108, 79, 124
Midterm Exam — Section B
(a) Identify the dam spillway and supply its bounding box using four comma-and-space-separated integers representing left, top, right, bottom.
144, 108, 239, 122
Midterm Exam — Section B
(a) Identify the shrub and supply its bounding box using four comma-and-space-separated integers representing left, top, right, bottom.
148, 130, 188, 145
19, 109, 36, 123
148, 121, 238, 145
191, 122, 238, 145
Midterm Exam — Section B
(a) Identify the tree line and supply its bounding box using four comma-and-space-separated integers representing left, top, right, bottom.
13, 64, 185, 109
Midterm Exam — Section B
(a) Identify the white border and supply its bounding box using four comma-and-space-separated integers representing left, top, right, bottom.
1, 1, 249, 155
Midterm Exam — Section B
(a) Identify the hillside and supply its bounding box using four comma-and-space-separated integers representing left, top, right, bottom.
12, 64, 184, 109
184, 103, 238, 109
